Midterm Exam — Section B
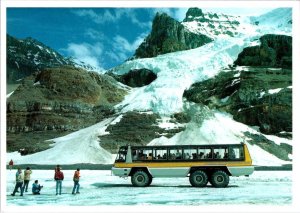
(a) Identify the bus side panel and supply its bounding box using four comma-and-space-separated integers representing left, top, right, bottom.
112, 167, 132, 177
227, 166, 254, 176
148, 167, 190, 178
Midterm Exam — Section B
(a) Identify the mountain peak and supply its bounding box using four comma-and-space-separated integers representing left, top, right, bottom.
133, 11, 212, 58
184, 7, 204, 21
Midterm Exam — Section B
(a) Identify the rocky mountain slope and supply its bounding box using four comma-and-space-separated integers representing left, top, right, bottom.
7, 34, 102, 83
7, 66, 127, 153
183, 34, 292, 161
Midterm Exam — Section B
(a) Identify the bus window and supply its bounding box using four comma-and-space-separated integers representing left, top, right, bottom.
229, 146, 244, 160
136, 148, 153, 160
132, 149, 138, 161
116, 147, 127, 162
183, 148, 196, 160
198, 148, 212, 159
169, 148, 182, 160
213, 148, 227, 159
154, 148, 167, 160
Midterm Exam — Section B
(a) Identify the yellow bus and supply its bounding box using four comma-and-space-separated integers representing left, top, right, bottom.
112, 143, 254, 187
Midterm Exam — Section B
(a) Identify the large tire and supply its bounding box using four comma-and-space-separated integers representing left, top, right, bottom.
189, 170, 208, 187
210, 170, 229, 188
131, 170, 151, 187
146, 177, 153, 186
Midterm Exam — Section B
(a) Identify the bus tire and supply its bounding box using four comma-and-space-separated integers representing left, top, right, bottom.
131, 170, 151, 187
189, 170, 208, 187
210, 170, 229, 188
146, 177, 153, 186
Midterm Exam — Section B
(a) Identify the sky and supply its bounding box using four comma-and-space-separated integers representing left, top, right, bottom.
7, 7, 273, 70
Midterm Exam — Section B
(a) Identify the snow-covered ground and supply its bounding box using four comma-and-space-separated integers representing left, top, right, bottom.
6, 118, 117, 165
5, 170, 291, 206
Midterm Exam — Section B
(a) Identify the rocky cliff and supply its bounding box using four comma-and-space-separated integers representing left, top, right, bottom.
184, 34, 292, 137
134, 12, 212, 58
108, 68, 157, 87
7, 66, 127, 153
234, 34, 292, 68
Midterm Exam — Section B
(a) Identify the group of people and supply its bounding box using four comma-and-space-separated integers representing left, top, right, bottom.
10, 163, 81, 197
11, 167, 40, 196
54, 165, 80, 195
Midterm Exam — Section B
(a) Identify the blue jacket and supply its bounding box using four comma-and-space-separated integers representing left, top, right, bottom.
32, 183, 41, 193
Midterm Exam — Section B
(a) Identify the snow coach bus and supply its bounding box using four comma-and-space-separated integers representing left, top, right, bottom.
111, 143, 254, 187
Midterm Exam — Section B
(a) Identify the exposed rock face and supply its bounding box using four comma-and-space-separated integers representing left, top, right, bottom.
134, 13, 212, 58
7, 66, 127, 153
183, 67, 292, 135
182, 7, 242, 38
7, 34, 73, 83
7, 34, 101, 84
183, 8, 205, 21
184, 34, 292, 136
109, 68, 157, 87
244, 131, 291, 161
99, 111, 185, 153
234, 34, 292, 68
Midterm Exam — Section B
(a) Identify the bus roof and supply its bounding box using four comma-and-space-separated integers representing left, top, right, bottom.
119, 143, 244, 149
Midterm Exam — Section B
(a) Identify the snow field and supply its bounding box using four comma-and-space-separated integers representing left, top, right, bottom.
6, 170, 291, 206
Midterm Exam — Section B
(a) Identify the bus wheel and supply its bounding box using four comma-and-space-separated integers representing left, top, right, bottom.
146, 177, 153, 186
131, 170, 151, 187
210, 170, 229, 188
189, 170, 208, 187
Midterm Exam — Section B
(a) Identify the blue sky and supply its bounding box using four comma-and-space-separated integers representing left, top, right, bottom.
7, 7, 273, 70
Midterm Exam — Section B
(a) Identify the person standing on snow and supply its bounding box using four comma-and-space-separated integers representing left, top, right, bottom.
54, 167, 64, 195
54, 164, 61, 172
11, 168, 24, 196
23, 167, 32, 192
8, 159, 14, 170
72, 168, 81, 194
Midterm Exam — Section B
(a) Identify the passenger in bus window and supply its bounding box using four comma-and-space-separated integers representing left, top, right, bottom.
224, 150, 229, 159
138, 151, 144, 160
183, 152, 190, 159
199, 152, 204, 159
206, 151, 213, 159
170, 153, 176, 160
192, 153, 197, 159
162, 153, 167, 159
229, 149, 236, 159
175, 149, 182, 159
215, 152, 221, 159
132, 150, 138, 160
147, 153, 153, 160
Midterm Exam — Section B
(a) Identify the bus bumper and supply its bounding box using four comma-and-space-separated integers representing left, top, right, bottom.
111, 167, 131, 177
228, 166, 254, 176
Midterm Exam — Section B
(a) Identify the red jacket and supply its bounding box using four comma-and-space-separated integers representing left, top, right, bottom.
54, 171, 64, 180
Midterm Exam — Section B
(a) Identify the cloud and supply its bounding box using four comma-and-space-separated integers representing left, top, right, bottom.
72, 9, 150, 29
84, 28, 105, 40
64, 42, 103, 68
107, 33, 147, 62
